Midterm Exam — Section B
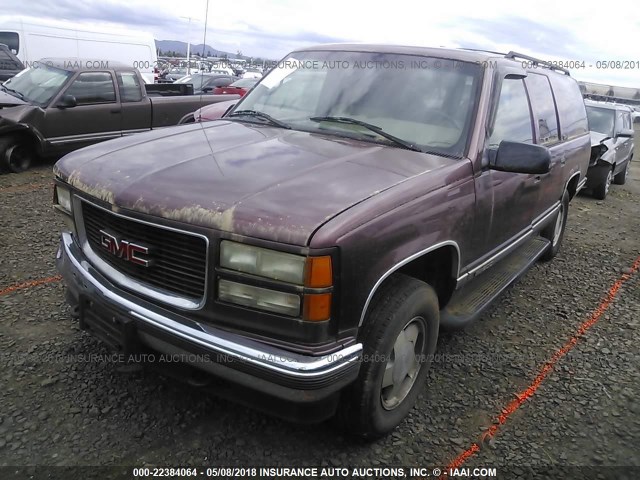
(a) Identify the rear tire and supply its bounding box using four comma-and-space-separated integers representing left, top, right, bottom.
0, 135, 35, 173
540, 190, 569, 261
593, 166, 613, 200
613, 159, 630, 185
336, 274, 439, 439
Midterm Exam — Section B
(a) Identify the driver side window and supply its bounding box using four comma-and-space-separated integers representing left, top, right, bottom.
65, 72, 116, 105
489, 78, 534, 147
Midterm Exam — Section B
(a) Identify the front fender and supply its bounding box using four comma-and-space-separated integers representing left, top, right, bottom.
589, 142, 614, 167
0, 120, 47, 155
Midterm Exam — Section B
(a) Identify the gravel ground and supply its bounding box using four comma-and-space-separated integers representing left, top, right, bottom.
0, 132, 639, 479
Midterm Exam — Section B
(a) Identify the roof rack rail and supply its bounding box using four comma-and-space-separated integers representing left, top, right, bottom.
458, 47, 507, 56
504, 51, 571, 76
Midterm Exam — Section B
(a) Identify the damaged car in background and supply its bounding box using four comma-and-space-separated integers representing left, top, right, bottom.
585, 99, 635, 199
0, 59, 237, 173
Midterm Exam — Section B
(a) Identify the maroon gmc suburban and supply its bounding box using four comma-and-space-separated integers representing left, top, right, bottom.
54, 45, 590, 437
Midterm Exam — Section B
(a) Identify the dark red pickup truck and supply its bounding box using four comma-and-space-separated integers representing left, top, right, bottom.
53, 45, 590, 437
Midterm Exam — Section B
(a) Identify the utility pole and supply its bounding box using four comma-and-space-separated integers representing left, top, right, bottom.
202, 0, 209, 59
181, 16, 193, 74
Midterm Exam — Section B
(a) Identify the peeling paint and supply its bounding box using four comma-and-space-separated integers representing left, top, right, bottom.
130, 203, 235, 232
66, 170, 115, 205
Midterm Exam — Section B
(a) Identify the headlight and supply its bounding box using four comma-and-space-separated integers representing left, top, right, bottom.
54, 185, 72, 214
218, 241, 333, 320
218, 279, 300, 317
220, 240, 306, 285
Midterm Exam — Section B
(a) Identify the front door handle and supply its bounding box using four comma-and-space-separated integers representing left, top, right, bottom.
110, 108, 121, 114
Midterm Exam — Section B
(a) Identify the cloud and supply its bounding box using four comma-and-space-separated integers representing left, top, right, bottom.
448, 16, 584, 59
0, 0, 637, 86
2, 0, 173, 29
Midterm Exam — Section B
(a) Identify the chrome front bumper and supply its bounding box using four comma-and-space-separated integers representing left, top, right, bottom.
56, 232, 362, 403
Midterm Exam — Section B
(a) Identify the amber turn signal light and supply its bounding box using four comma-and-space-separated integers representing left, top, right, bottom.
305, 256, 332, 288
303, 293, 332, 322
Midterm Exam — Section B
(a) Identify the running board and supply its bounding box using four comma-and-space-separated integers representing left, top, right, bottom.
441, 237, 550, 329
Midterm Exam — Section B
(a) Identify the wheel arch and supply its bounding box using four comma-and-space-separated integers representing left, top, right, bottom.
177, 112, 196, 125
358, 242, 460, 327
0, 124, 46, 157
565, 171, 581, 200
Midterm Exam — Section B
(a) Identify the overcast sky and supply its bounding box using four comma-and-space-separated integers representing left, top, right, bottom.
1, 0, 639, 87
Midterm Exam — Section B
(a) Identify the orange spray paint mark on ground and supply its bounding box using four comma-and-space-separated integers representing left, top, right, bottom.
441, 255, 640, 476
0, 275, 62, 297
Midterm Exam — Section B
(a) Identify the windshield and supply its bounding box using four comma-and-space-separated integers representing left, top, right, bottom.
175, 74, 203, 86
231, 78, 258, 88
234, 51, 481, 156
2, 64, 72, 105
586, 106, 615, 136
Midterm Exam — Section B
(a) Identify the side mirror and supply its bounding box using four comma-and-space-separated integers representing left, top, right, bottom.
201, 86, 214, 93
616, 128, 634, 138
489, 141, 551, 175
57, 94, 77, 109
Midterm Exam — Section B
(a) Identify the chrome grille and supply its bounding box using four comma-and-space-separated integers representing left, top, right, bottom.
81, 202, 207, 300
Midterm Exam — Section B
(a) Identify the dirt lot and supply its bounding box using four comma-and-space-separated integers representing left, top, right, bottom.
1, 132, 639, 479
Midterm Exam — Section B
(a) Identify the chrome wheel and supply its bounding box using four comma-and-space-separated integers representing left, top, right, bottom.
381, 316, 426, 410
604, 169, 612, 196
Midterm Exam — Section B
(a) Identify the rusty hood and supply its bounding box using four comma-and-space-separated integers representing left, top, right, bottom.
55, 120, 454, 245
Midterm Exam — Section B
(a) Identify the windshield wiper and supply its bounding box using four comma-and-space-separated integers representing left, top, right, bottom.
309, 116, 423, 152
228, 110, 291, 129
0, 85, 25, 100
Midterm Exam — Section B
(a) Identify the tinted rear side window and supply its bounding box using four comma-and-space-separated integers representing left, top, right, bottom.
489, 78, 533, 146
116, 71, 143, 102
548, 74, 588, 141
525, 73, 559, 145
0, 32, 19, 54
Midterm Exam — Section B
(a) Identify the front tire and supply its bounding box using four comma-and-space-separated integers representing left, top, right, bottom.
613, 159, 630, 185
0, 136, 35, 173
540, 190, 569, 261
593, 166, 613, 200
336, 274, 439, 438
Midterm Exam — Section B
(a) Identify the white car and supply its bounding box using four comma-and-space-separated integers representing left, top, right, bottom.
242, 68, 262, 79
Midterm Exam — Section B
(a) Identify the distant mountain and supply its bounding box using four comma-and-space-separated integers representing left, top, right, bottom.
155, 40, 239, 59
